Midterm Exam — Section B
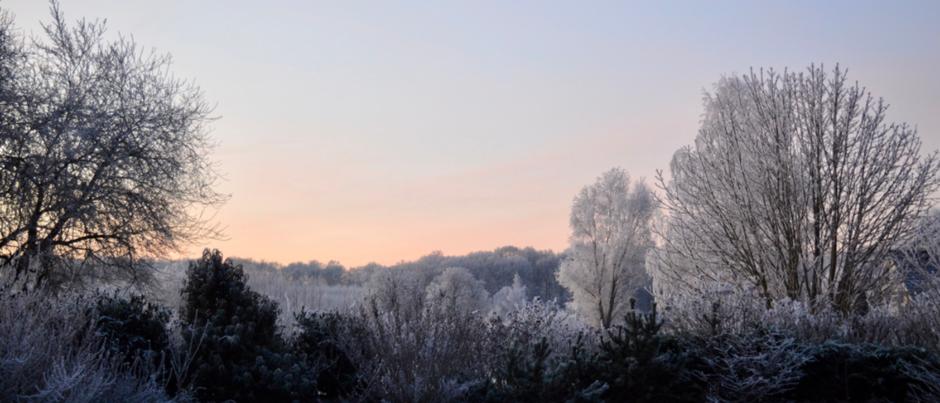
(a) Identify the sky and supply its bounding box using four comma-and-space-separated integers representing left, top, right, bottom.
4, 1, 940, 266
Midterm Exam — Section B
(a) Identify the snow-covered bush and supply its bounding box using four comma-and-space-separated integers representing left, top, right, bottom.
347, 266, 501, 401
0, 292, 172, 402
469, 299, 597, 402
658, 281, 940, 355
689, 330, 810, 402
655, 281, 766, 336
350, 296, 490, 402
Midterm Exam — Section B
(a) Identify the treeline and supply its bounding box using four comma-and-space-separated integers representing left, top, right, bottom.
232, 245, 570, 304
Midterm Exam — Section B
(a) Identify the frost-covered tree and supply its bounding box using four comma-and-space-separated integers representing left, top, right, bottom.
0, 3, 222, 290
491, 273, 528, 317
559, 168, 656, 328
365, 267, 427, 323
425, 267, 489, 315
656, 65, 939, 312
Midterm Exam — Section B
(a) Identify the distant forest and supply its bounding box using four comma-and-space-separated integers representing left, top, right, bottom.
233, 246, 570, 303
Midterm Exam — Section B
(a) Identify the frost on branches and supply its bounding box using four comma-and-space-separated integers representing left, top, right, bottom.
655, 65, 940, 313
558, 168, 656, 328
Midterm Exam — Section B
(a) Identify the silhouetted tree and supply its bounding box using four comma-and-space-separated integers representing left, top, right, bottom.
0, 2, 223, 290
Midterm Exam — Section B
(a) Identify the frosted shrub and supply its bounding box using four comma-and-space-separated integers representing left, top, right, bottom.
0, 292, 171, 402
657, 278, 940, 353
363, 267, 427, 325
487, 298, 588, 361
350, 297, 489, 402
692, 331, 810, 401
656, 282, 766, 336
93, 292, 172, 369
473, 299, 600, 402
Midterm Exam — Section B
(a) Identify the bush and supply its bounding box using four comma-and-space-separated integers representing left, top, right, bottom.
592, 303, 705, 402
292, 310, 360, 399
478, 301, 704, 402
94, 292, 171, 368
8, 248, 940, 402
688, 330, 810, 401
789, 342, 940, 401
0, 292, 170, 402
179, 249, 313, 402
346, 294, 490, 402
476, 300, 595, 402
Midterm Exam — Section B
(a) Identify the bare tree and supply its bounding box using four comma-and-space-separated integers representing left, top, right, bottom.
656, 65, 939, 313
558, 168, 655, 328
0, 3, 223, 290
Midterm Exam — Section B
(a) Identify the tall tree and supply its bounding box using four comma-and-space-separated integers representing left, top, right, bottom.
558, 168, 655, 328
0, 3, 223, 290
656, 65, 939, 312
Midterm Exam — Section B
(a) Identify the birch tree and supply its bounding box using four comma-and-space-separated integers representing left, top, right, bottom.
656, 65, 939, 313
558, 168, 655, 328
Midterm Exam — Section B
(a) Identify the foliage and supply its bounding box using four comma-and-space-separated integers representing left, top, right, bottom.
689, 330, 810, 402
179, 249, 313, 402
348, 286, 490, 402
292, 310, 360, 399
93, 292, 171, 369
5, 253, 940, 402
788, 342, 940, 402
0, 292, 172, 402
592, 302, 705, 402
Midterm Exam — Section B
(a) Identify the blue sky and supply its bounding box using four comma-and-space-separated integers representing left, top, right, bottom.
5, 1, 939, 265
